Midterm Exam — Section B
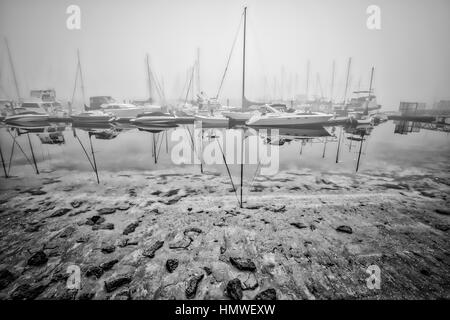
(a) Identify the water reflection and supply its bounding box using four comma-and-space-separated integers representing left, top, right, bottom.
0, 120, 449, 182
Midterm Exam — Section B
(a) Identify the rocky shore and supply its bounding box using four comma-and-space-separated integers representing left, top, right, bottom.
0, 167, 449, 300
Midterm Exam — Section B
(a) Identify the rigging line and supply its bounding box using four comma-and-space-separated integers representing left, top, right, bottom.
150, 69, 164, 102
156, 132, 165, 161
184, 124, 203, 172
77, 49, 86, 106
179, 71, 190, 101
74, 132, 96, 171
70, 60, 80, 106
88, 134, 100, 184
7, 132, 17, 175
7, 130, 34, 169
4, 38, 21, 100
215, 11, 244, 100
26, 133, 39, 174
215, 137, 241, 207
0, 141, 7, 178
184, 65, 196, 106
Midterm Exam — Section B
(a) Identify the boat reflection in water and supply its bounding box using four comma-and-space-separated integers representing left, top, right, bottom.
136, 124, 175, 164
250, 125, 333, 146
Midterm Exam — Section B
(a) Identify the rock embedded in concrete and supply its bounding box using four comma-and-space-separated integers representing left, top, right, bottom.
165, 259, 179, 273
100, 259, 119, 272
435, 208, 450, 216
123, 221, 140, 235
142, 240, 164, 258
85, 266, 104, 279
101, 245, 116, 254
291, 222, 308, 229
226, 278, 243, 300
49, 208, 71, 218
185, 274, 204, 299
0, 269, 16, 290
229, 257, 257, 272
70, 200, 83, 208
255, 288, 277, 300
26, 189, 46, 196
98, 207, 116, 215
336, 225, 353, 234
104, 274, 132, 293
27, 251, 48, 267
59, 226, 76, 238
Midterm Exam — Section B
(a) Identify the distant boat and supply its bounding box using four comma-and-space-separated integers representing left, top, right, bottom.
246, 105, 332, 127
5, 101, 49, 125
100, 103, 161, 119
130, 111, 176, 126
194, 114, 229, 126
71, 110, 114, 124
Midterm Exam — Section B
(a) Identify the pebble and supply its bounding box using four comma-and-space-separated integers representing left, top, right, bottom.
104, 274, 132, 293
49, 208, 71, 218
226, 278, 243, 300
290, 222, 307, 229
27, 251, 48, 267
142, 240, 164, 258
165, 259, 179, 273
0, 269, 16, 290
123, 222, 140, 235
70, 200, 83, 208
98, 208, 116, 215
229, 257, 257, 272
435, 208, 450, 216
254, 288, 277, 300
101, 245, 116, 254
185, 274, 204, 299
336, 225, 353, 234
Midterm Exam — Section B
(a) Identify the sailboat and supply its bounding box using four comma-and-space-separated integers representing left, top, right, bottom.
347, 67, 378, 126
5, 101, 49, 126
70, 50, 114, 124
219, 8, 267, 123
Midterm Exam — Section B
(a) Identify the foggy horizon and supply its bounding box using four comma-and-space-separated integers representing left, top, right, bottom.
1, 0, 449, 110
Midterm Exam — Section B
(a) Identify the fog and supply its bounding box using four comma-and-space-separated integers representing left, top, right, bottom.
1, 0, 449, 110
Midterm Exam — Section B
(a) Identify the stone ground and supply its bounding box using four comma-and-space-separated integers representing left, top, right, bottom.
0, 167, 449, 300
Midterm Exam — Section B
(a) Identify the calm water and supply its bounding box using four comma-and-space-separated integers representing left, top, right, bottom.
0, 120, 449, 180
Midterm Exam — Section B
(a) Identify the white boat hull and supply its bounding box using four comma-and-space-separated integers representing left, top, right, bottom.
5, 114, 49, 125
102, 106, 162, 118
222, 111, 254, 121
246, 113, 332, 127
194, 115, 229, 126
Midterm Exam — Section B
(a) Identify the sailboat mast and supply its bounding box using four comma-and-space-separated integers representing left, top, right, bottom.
330, 60, 335, 102
368, 67, 374, 95
77, 49, 86, 107
343, 57, 352, 105
5, 38, 21, 101
146, 54, 152, 102
196, 48, 201, 95
240, 7, 247, 208
306, 60, 310, 100
241, 7, 247, 109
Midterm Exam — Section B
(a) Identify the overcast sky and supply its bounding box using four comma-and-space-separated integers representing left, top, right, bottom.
0, 0, 449, 110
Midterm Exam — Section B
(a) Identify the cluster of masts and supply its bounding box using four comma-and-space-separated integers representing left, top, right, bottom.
1, 7, 383, 129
